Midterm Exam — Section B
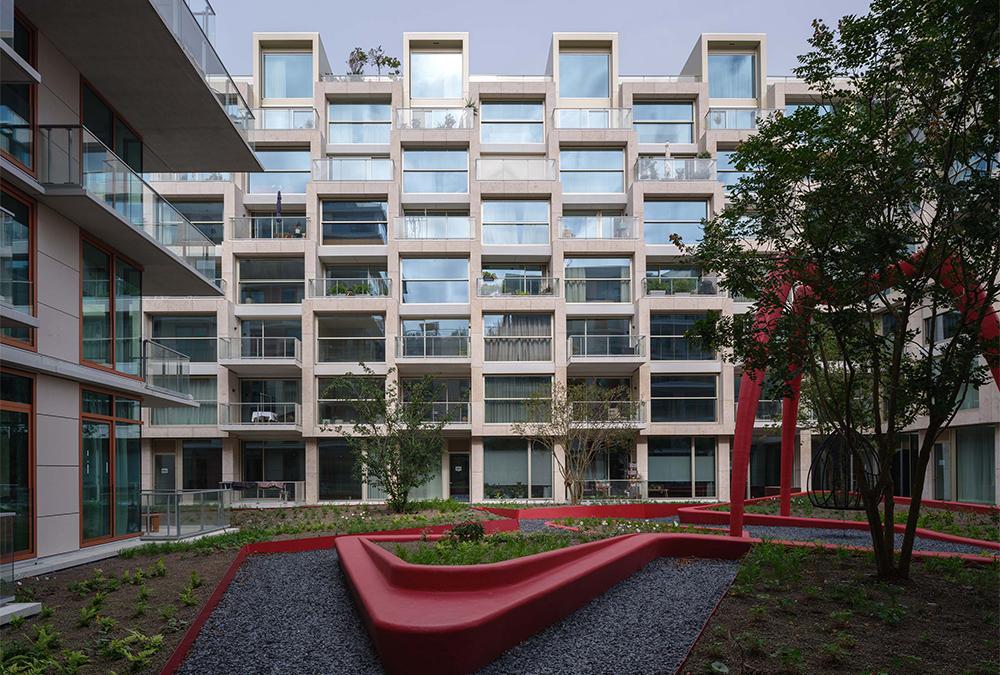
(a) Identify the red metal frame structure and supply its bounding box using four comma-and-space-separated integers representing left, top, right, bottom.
729, 254, 1000, 536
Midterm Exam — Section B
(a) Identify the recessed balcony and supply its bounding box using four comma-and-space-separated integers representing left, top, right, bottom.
397, 108, 474, 130
643, 277, 722, 296
308, 277, 391, 298
476, 276, 559, 298
218, 337, 302, 376
706, 108, 777, 130
312, 158, 394, 182
554, 108, 632, 129
249, 107, 318, 130
567, 334, 646, 374
219, 402, 301, 432
636, 158, 716, 181
232, 216, 309, 240
569, 400, 646, 425
395, 216, 474, 240
476, 158, 557, 182
558, 216, 636, 240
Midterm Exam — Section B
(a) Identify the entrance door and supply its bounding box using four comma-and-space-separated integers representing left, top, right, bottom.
749, 437, 781, 498
154, 453, 175, 493
449, 453, 470, 502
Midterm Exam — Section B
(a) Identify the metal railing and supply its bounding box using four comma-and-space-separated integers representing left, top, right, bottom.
220, 402, 301, 426
321, 73, 402, 82
569, 400, 646, 424
396, 335, 471, 358
620, 75, 700, 82
147, 336, 217, 362
477, 276, 559, 297
143, 339, 191, 396
554, 108, 632, 129
224, 480, 306, 504
395, 216, 474, 239
397, 108, 475, 130
218, 336, 302, 361
424, 401, 471, 423
237, 281, 305, 304
476, 158, 557, 181
575, 479, 649, 500
310, 277, 390, 297
249, 107, 318, 130
316, 337, 386, 362
564, 278, 632, 302
567, 334, 646, 358
559, 216, 636, 240
144, 171, 232, 182
140, 489, 229, 540
650, 336, 716, 361
643, 277, 721, 296
313, 157, 394, 181
231, 216, 308, 239
705, 108, 776, 130
636, 157, 716, 181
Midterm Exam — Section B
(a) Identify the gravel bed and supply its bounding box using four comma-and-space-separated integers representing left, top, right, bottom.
178, 549, 383, 675
745, 525, 997, 555
477, 557, 738, 675
519, 518, 559, 533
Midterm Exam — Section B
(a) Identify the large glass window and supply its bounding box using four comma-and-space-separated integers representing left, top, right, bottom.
1, 371, 32, 555
328, 103, 391, 144
410, 52, 463, 99
483, 438, 552, 499
644, 200, 707, 245
82, 84, 142, 173
317, 314, 385, 362
249, 149, 310, 193
567, 318, 633, 356
151, 315, 217, 362
402, 378, 471, 423
151, 376, 217, 425
647, 436, 716, 498
400, 258, 469, 303
480, 102, 544, 144
650, 314, 715, 360
318, 376, 385, 424
318, 439, 362, 500
239, 379, 300, 424
708, 53, 756, 99
238, 258, 304, 304
82, 241, 141, 376
924, 311, 962, 344
559, 53, 610, 99
239, 318, 301, 358
169, 200, 224, 244
1, 188, 33, 345
482, 201, 549, 245
1, 16, 33, 169
484, 314, 552, 361
560, 149, 624, 193
263, 52, 313, 99
479, 264, 550, 297
183, 439, 223, 490
81, 391, 141, 542
400, 319, 470, 357
402, 149, 468, 193
633, 102, 694, 143
242, 440, 305, 481
956, 426, 995, 504
564, 257, 631, 302
717, 150, 751, 190
651, 375, 718, 422
484, 376, 551, 424
321, 201, 388, 245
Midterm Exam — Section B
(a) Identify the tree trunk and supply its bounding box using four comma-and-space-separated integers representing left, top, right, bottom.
897, 441, 935, 579
861, 484, 896, 578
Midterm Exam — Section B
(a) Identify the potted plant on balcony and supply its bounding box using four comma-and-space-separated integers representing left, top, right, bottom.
480, 271, 499, 296
646, 278, 668, 296
673, 277, 697, 295
352, 283, 370, 296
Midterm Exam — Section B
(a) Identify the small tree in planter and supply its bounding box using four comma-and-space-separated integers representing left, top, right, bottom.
646, 278, 668, 296
347, 47, 368, 75
367, 46, 401, 77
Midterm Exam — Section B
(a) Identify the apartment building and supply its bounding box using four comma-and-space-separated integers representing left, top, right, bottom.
0, 0, 261, 565
140, 30, 999, 508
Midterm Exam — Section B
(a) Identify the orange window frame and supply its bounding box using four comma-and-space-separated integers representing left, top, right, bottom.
0, 10, 37, 175
0, 181, 37, 350
1, 367, 36, 560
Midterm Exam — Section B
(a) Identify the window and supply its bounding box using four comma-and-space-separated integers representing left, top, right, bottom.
484, 438, 552, 499
318, 439, 362, 500
479, 264, 551, 297
317, 376, 385, 424
402, 378, 471, 423
328, 103, 391, 144
481, 102, 544, 144
717, 151, 749, 190
81, 390, 141, 542
238, 379, 300, 423
484, 314, 552, 361
262, 52, 313, 99
182, 439, 223, 490
564, 257, 631, 302
400, 319, 470, 357
0, 14, 33, 169
784, 102, 833, 116
151, 376, 217, 425
316, 314, 385, 362
151, 315, 217, 362
239, 318, 301, 358
1, 188, 34, 345
560, 149, 624, 193
559, 53, 610, 99
957, 382, 980, 411
955, 426, 995, 504
485, 376, 551, 423
645, 264, 718, 295
322, 263, 389, 296
249, 149, 310, 193
81, 240, 142, 376
567, 318, 633, 356
400, 258, 468, 303
708, 53, 756, 99
650, 314, 715, 360
242, 440, 305, 482
560, 209, 630, 239
82, 83, 142, 172
633, 102, 694, 143
321, 201, 388, 245
169, 201, 224, 244
1, 370, 32, 556
482, 201, 549, 245
651, 375, 718, 422
924, 311, 961, 344
648, 437, 716, 498
238, 258, 304, 304
410, 52, 463, 99
400, 208, 472, 239
402, 149, 468, 193
644, 201, 707, 245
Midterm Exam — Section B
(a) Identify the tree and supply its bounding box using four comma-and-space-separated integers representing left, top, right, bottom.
347, 47, 367, 75
694, 0, 999, 579
511, 381, 639, 504
367, 46, 401, 77
320, 366, 447, 513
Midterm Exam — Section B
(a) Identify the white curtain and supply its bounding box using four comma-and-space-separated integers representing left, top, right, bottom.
956, 426, 996, 503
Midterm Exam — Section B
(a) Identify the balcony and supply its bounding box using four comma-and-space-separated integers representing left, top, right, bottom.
476, 158, 557, 182
636, 158, 716, 181
232, 216, 308, 239
706, 108, 776, 130
477, 276, 559, 298
425, 402, 471, 425
249, 107, 318, 130
313, 158, 394, 182
1, 0, 39, 83
321, 73, 402, 82
564, 278, 631, 303
35, 125, 222, 295
569, 400, 645, 424
218, 337, 301, 375
559, 216, 636, 240
219, 402, 301, 431
397, 108, 474, 130
567, 335, 646, 374
650, 337, 716, 361
309, 277, 390, 298
17, 0, 258, 170
395, 216, 474, 240
554, 108, 632, 129
316, 337, 385, 363
142, 339, 191, 397
396, 336, 471, 359
643, 277, 721, 296
484, 336, 553, 362
144, 171, 232, 183
237, 281, 304, 305
139, 489, 229, 540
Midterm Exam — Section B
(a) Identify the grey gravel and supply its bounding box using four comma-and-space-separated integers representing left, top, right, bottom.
178, 549, 383, 675
519, 518, 560, 533
745, 525, 997, 555
476, 557, 738, 675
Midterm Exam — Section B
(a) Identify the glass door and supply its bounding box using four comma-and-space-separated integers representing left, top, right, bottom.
448, 453, 470, 502
81, 421, 112, 540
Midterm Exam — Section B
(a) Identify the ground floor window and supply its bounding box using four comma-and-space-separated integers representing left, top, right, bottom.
650, 375, 717, 422
1, 370, 33, 556
483, 437, 552, 499
648, 436, 716, 498
81, 390, 141, 543
367, 471, 442, 501
892, 432, 918, 497
182, 439, 222, 490
956, 425, 995, 504
318, 439, 361, 500
241, 440, 304, 482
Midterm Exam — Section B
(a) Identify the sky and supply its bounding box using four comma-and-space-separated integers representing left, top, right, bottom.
209, 0, 873, 78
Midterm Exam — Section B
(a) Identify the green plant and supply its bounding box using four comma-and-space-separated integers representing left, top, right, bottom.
179, 587, 197, 607
133, 598, 149, 618
447, 521, 485, 543
8, 614, 25, 629
62, 649, 90, 674
95, 615, 117, 634
158, 605, 176, 621
481, 271, 497, 281
148, 558, 167, 578
33, 623, 61, 652
77, 606, 99, 628
821, 641, 847, 663
39, 606, 54, 619
100, 629, 164, 673
137, 585, 149, 602
773, 645, 804, 672
829, 609, 853, 627
189, 571, 203, 589
14, 585, 36, 603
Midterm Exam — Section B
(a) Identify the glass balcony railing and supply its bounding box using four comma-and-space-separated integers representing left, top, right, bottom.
249, 107, 318, 130
650, 337, 716, 361
569, 400, 645, 424
231, 216, 308, 239
397, 108, 475, 130
218, 336, 301, 361
636, 158, 716, 181
313, 158, 394, 181
477, 276, 559, 297
559, 216, 635, 240
396, 335, 471, 358
395, 216, 474, 239
220, 402, 300, 426
237, 281, 305, 304
139, 488, 229, 540
0, 0, 12, 46
320, 73, 402, 82
148, 0, 253, 132
149, 336, 217, 362
643, 277, 721, 296
706, 108, 776, 130
567, 335, 646, 358
554, 108, 632, 129
144, 171, 233, 182
37, 125, 217, 276
424, 401, 471, 424
564, 278, 631, 303
309, 277, 390, 297
143, 339, 191, 397
184, 0, 216, 42
316, 337, 386, 362
476, 158, 557, 181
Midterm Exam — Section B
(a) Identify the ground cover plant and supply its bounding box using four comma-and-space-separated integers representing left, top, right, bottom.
555, 518, 729, 538
390, 530, 598, 565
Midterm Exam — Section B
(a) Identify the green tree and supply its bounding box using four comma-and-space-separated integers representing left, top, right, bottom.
321, 366, 447, 513
695, 0, 999, 579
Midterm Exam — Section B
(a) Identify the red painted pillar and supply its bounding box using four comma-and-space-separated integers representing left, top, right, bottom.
778, 377, 801, 516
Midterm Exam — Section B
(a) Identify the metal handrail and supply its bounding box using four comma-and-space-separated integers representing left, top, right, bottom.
567, 334, 646, 358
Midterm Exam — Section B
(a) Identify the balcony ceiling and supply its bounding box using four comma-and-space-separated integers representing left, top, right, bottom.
17, 0, 261, 172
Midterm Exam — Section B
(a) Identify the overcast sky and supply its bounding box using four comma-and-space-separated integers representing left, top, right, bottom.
209, 0, 873, 78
